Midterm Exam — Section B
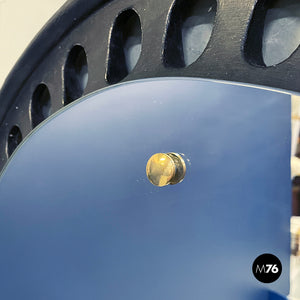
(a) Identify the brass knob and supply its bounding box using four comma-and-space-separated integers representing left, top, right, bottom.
146, 152, 186, 187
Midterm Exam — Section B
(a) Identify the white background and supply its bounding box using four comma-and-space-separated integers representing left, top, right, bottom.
0, 0, 67, 88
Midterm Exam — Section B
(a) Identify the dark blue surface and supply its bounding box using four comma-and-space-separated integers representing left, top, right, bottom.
269, 291, 289, 300
0, 78, 291, 299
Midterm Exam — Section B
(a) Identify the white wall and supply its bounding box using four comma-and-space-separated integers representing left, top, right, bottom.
0, 0, 67, 88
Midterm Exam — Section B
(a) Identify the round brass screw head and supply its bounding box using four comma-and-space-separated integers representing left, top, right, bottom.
146, 153, 186, 187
